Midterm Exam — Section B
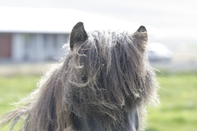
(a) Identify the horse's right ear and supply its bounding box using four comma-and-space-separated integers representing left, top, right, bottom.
70, 22, 88, 51
133, 25, 148, 52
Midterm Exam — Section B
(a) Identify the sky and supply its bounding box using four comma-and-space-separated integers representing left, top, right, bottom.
0, 0, 197, 44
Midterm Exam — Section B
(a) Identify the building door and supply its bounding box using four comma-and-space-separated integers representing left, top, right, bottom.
0, 33, 12, 59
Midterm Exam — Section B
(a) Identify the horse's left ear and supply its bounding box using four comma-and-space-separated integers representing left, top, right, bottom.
137, 25, 147, 33
70, 22, 88, 51
133, 25, 148, 52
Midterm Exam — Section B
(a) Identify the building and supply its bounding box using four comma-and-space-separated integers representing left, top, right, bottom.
0, 32, 68, 62
0, 7, 153, 62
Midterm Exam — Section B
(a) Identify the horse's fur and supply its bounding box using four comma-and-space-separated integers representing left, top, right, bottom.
0, 22, 159, 131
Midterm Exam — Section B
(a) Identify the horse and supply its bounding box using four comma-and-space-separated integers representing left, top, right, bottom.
0, 22, 159, 131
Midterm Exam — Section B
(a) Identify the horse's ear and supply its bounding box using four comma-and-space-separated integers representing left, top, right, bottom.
135, 25, 148, 43
137, 25, 147, 33
133, 25, 148, 52
70, 22, 88, 50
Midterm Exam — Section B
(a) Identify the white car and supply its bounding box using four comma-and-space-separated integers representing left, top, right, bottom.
147, 43, 173, 62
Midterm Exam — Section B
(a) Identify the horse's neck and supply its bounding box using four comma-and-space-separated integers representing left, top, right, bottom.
70, 108, 139, 131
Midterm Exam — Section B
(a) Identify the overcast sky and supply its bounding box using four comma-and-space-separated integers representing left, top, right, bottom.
0, 0, 197, 44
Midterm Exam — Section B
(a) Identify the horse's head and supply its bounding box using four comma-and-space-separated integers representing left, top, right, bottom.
62, 22, 158, 131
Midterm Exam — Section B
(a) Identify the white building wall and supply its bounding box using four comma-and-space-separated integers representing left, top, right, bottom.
55, 34, 68, 59
11, 33, 25, 61
11, 33, 68, 62
35, 34, 45, 61
26, 34, 36, 61
45, 34, 55, 60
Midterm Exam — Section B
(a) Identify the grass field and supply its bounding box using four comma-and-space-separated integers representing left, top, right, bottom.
147, 72, 197, 131
0, 72, 197, 131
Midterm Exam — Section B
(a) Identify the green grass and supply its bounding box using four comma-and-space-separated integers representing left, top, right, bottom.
147, 72, 197, 131
0, 75, 40, 115
0, 73, 197, 131
0, 75, 40, 131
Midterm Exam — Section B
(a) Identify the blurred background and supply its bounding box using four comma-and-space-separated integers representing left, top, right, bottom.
0, 0, 197, 131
